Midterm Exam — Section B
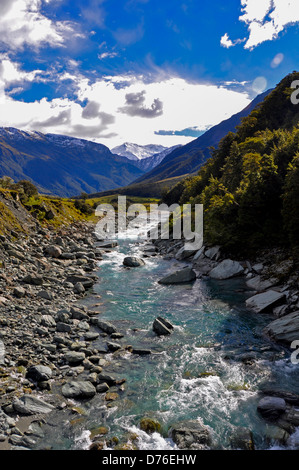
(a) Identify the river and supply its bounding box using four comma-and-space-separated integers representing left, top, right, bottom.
34, 221, 299, 450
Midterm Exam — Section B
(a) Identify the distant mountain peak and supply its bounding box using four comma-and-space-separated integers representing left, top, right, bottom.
111, 142, 168, 161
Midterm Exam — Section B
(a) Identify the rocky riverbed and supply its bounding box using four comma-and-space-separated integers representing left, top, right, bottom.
0, 220, 299, 450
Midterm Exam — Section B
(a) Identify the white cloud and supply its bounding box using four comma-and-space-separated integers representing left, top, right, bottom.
220, 33, 234, 48
0, 0, 80, 50
0, 59, 251, 148
223, 0, 299, 50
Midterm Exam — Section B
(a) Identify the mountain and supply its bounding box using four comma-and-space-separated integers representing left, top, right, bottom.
0, 128, 144, 197
136, 145, 182, 172
162, 71, 299, 253
111, 142, 168, 161
133, 89, 272, 184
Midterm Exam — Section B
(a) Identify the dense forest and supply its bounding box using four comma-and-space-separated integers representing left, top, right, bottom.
162, 72, 299, 255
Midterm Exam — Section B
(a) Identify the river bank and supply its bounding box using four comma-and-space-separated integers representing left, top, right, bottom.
0, 219, 299, 450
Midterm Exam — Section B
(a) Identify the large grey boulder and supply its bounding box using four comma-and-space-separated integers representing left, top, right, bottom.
13, 395, 54, 415
175, 247, 197, 260
246, 276, 276, 292
209, 259, 244, 280
62, 381, 96, 399
123, 256, 145, 267
205, 246, 220, 260
65, 275, 95, 288
245, 290, 285, 313
257, 397, 286, 421
158, 267, 196, 285
97, 320, 117, 335
168, 420, 211, 449
65, 351, 85, 365
153, 317, 174, 336
26, 365, 52, 383
263, 311, 299, 346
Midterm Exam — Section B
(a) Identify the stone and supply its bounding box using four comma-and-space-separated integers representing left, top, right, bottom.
37, 290, 53, 301
209, 259, 244, 280
13, 286, 26, 298
158, 267, 196, 285
229, 428, 254, 450
153, 317, 174, 336
193, 246, 205, 261
263, 311, 299, 346
26, 365, 52, 382
97, 373, 117, 386
65, 351, 85, 365
123, 256, 145, 267
257, 396, 286, 421
96, 383, 109, 393
140, 417, 161, 434
246, 276, 276, 292
97, 320, 117, 335
175, 247, 197, 260
106, 342, 122, 352
56, 322, 71, 333
65, 275, 95, 288
74, 282, 85, 294
45, 245, 62, 258
169, 420, 211, 449
205, 246, 220, 260
13, 395, 54, 415
22, 274, 43, 286
62, 381, 96, 399
245, 290, 285, 313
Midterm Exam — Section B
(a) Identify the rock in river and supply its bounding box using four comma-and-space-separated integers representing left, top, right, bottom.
62, 381, 96, 399
263, 310, 299, 346
168, 420, 211, 449
158, 267, 196, 285
245, 290, 285, 313
209, 259, 244, 280
13, 395, 54, 415
123, 256, 145, 267
257, 397, 287, 421
153, 317, 174, 336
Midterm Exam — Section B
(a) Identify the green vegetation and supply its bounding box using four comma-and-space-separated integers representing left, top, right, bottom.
162, 72, 299, 255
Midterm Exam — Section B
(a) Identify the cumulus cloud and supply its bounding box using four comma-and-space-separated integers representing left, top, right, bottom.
82, 101, 101, 119
0, 0, 81, 50
119, 90, 164, 118
0, 59, 251, 147
222, 0, 299, 50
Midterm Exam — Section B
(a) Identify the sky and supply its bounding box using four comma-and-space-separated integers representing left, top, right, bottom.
0, 0, 298, 149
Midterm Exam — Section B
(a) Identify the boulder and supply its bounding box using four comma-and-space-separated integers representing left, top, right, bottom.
97, 320, 117, 335
13, 286, 26, 298
65, 275, 95, 288
158, 267, 196, 285
209, 259, 244, 280
62, 381, 96, 399
65, 351, 85, 365
263, 311, 299, 346
106, 342, 122, 352
246, 276, 276, 292
246, 290, 286, 313
123, 256, 145, 267
13, 395, 54, 415
175, 247, 197, 261
153, 317, 174, 336
205, 246, 220, 260
22, 274, 43, 286
169, 420, 211, 449
26, 365, 52, 383
257, 396, 286, 421
229, 428, 254, 450
45, 245, 62, 258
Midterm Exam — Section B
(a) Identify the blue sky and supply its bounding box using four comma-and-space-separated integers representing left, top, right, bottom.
0, 0, 298, 148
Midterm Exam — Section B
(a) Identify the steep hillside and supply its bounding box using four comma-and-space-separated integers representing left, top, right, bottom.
162, 71, 299, 254
0, 129, 144, 197
134, 89, 271, 184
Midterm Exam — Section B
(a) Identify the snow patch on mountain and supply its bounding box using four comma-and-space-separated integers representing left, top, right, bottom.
111, 142, 168, 161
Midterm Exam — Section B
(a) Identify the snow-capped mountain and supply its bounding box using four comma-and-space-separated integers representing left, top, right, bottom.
111, 142, 168, 161
111, 142, 182, 172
